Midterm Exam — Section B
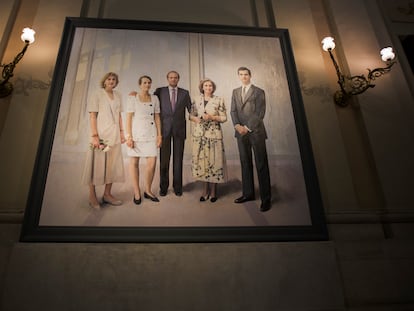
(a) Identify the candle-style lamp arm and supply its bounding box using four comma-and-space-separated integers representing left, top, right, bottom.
366, 60, 396, 81
0, 42, 29, 86
322, 37, 396, 107
0, 27, 35, 98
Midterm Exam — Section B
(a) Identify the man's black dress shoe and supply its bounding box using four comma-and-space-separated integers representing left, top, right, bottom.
260, 201, 271, 212
144, 192, 160, 202
159, 190, 167, 197
234, 196, 255, 204
133, 196, 141, 205
175, 191, 182, 197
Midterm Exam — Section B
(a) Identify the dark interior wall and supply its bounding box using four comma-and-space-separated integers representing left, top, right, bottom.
0, 1, 414, 310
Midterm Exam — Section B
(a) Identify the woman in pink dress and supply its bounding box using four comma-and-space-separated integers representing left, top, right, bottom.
82, 72, 126, 209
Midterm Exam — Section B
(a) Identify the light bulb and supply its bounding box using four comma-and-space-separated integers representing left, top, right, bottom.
21, 28, 35, 44
322, 37, 335, 51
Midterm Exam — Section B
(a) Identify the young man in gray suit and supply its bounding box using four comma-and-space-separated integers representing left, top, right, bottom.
230, 66, 271, 212
154, 71, 192, 196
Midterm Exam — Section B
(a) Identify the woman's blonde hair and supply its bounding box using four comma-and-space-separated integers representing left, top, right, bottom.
100, 72, 119, 88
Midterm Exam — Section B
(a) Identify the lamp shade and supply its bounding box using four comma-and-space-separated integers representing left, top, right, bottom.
21, 28, 35, 44
322, 37, 335, 51
380, 47, 395, 62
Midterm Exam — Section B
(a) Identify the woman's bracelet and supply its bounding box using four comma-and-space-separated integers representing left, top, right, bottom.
91, 134, 98, 137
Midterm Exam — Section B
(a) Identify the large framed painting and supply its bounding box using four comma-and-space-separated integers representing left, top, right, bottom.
20, 17, 327, 242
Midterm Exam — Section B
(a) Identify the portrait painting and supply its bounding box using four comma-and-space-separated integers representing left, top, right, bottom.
21, 17, 327, 242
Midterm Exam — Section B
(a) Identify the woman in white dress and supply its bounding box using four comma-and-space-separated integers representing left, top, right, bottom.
82, 72, 126, 209
126, 75, 162, 204
190, 78, 227, 202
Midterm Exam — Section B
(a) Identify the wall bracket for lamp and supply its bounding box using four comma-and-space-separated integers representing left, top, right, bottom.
321, 37, 396, 107
0, 28, 35, 98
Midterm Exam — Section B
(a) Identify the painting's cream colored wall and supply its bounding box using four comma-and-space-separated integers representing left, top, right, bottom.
100, 0, 254, 25
0, 0, 83, 215
0, 0, 18, 58
272, 0, 360, 213
325, 0, 414, 211
274, 0, 414, 214
0, 0, 18, 136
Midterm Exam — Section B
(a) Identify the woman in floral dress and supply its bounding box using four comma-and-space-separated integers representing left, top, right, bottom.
190, 78, 227, 202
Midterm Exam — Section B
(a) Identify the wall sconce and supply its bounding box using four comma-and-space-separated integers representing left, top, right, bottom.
321, 36, 396, 107
0, 27, 36, 98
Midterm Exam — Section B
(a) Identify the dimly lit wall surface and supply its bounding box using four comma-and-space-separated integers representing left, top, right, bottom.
0, 1, 413, 310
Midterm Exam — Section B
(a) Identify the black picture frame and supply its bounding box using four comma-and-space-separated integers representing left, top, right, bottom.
20, 17, 328, 242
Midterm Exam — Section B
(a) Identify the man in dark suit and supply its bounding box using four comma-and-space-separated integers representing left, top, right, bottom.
154, 71, 192, 196
230, 66, 271, 212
